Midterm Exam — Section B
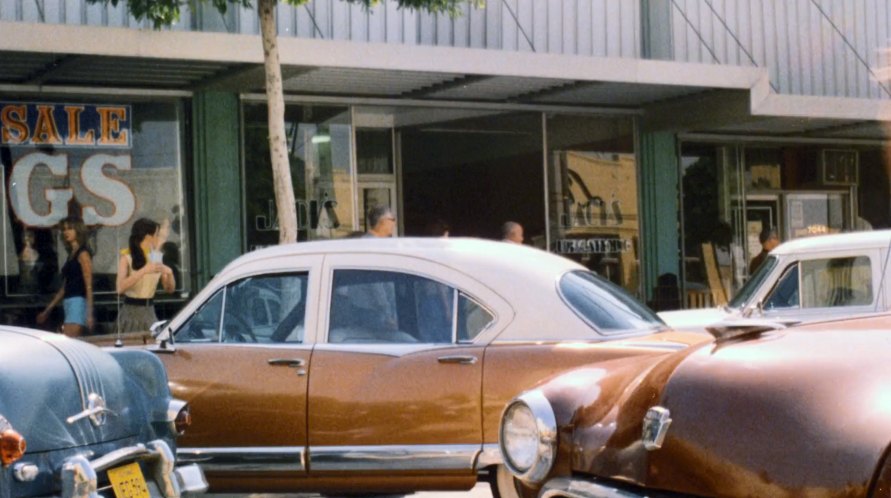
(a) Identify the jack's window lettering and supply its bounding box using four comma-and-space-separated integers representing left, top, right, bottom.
176, 273, 308, 344
329, 270, 488, 344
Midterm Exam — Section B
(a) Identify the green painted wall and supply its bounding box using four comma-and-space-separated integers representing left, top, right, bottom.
640, 131, 680, 299
191, 92, 242, 288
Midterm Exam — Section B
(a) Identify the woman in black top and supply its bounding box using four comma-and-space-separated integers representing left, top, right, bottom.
37, 216, 94, 337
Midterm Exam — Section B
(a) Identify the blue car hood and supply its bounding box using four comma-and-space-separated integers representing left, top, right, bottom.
0, 328, 140, 452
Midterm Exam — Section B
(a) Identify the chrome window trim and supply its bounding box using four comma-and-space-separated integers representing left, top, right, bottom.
177, 447, 305, 472
309, 444, 481, 472
177, 444, 502, 473
216, 287, 227, 343
312, 343, 474, 357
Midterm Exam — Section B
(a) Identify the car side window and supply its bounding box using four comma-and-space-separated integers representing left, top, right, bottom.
457, 293, 494, 342
221, 273, 308, 344
764, 265, 800, 310
175, 273, 308, 344
329, 269, 467, 344
800, 256, 873, 308
176, 290, 224, 343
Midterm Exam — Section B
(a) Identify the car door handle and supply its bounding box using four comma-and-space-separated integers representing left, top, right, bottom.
437, 355, 478, 365
267, 358, 306, 367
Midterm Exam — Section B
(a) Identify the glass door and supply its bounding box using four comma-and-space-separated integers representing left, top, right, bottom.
355, 127, 398, 234
243, 103, 355, 249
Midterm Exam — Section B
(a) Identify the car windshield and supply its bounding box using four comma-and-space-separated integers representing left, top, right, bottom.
558, 270, 665, 334
728, 255, 778, 309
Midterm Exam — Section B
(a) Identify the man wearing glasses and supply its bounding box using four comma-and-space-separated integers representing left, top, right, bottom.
364, 205, 397, 238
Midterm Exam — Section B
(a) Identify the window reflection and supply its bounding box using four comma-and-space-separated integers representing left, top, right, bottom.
546, 114, 639, 295
243, 104, 354, 248
1, 100, 188, 333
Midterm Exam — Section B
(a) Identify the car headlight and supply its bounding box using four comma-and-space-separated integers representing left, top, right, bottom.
499, 390, 557, 484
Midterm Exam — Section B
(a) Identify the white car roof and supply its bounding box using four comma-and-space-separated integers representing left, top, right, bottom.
218, 237, 584, 282
771, 230, 891, 256
204, 237, 618, 342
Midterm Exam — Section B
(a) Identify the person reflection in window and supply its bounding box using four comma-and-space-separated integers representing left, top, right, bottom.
18, 229, 39, 294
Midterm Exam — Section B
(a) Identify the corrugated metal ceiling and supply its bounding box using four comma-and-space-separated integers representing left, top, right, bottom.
0, 50, 885, 140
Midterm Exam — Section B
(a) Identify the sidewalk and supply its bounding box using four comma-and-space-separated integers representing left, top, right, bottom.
209, 482, 493, 498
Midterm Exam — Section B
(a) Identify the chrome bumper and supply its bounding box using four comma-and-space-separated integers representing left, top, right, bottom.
61, 439, 208, 498
540, 477, 648, 498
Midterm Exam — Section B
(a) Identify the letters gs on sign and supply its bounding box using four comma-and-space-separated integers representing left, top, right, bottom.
1, 102, 135, 228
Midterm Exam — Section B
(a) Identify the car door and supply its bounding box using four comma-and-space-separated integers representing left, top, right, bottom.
759, 249, 882, 322
157, 258, 321, 477
306, 253, 502, 478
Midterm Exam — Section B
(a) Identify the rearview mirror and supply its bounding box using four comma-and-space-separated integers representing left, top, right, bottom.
150, 320, 174, 351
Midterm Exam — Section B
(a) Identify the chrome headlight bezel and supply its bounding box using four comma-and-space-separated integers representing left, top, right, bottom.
498, 390, 557, 484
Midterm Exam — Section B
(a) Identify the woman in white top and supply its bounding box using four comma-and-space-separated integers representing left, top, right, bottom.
116, 218, 175, 333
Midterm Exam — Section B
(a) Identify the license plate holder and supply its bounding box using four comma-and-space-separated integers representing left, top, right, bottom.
107, 461, 150, 498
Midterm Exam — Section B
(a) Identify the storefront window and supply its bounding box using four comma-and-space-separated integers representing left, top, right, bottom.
1, 99, 189, 330
681, 141, 890, 308
400, 109, 543, 241
243, 103, 355, 248
546, 114, 639, 296
680, 144, 744, 307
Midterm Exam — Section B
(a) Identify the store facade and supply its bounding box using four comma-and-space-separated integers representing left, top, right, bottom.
677, 138, 891, 308
242, 99, 641, 288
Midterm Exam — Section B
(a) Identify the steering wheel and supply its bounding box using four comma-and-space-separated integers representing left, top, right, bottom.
223, 311, 258, 343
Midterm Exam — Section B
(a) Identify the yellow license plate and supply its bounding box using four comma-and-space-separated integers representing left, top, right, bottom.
107, 462, 150, 498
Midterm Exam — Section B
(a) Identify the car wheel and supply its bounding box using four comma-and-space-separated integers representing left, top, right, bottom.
490, 464, 528, 498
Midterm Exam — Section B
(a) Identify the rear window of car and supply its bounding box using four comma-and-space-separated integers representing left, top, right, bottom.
558, 270, 665, 334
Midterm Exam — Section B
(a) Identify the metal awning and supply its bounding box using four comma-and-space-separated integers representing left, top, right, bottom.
1, 20, 888, 141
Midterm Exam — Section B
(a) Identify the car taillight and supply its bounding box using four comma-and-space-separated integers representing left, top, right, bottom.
0, 429, 26, 467
174, 405, 192, 435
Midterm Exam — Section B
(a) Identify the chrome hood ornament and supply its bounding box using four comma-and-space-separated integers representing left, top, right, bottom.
642, 406, 672, 451
66, 393, 116, 427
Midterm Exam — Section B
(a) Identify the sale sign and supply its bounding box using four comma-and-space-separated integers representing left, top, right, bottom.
1, 102, 131, 148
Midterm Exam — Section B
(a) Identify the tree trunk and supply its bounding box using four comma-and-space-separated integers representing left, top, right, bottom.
259, 0, 298, 244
